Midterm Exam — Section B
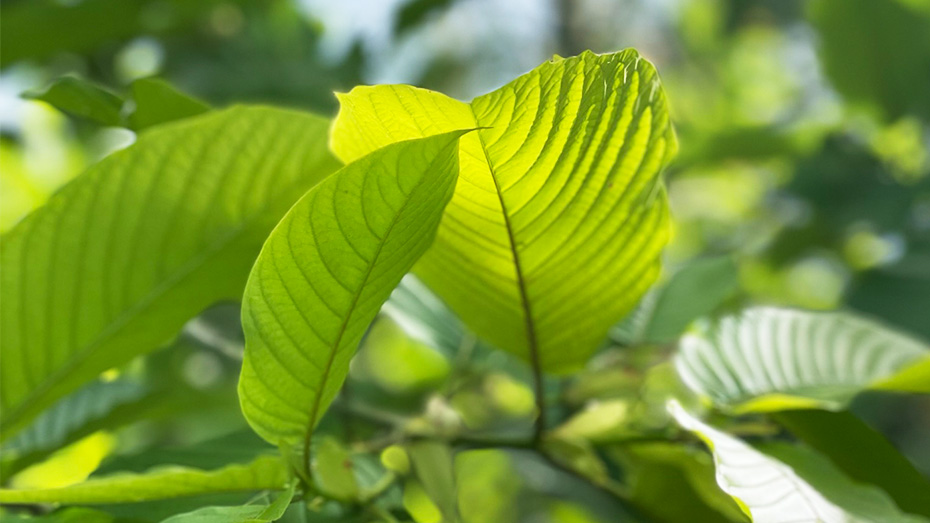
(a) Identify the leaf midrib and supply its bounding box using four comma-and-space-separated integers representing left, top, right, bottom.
300, 147, 450, 472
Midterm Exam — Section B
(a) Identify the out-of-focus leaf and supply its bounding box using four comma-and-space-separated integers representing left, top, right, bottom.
638, 256, 739, 344
0, 455, 288, 505
775, 409, 930, 517
406, 441, 459, 523
614, 442, 748, 522
809, 0, 930, 122
0, 107, 339, 440
129, 77, 211, 131
675, 307, 930, 413
383, 276, 478, 358
0, 507, 114, 523
669, 401, 928, 523
24, 76, 124, 126
553, 399, 631, 443
237, 132, 464, 448
312, 438, 358, 502
394, 0, 455, 35
0, 0, 230, 67
355, 316, 450, 393
159, 481, 295, 523
332, 50, 676, 373
1, 379, 145, 476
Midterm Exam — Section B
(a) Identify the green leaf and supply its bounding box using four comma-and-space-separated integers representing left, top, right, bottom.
0, 455, 288, 505
674, 307, 930, 413
406, 441, 459, 523
774, 409, 930, 518
639, 256, 739, 344
0, 106, 339, 440
613, 442, 748, 522
237, 132, 465, 448
1, 379, 146, 477
129, 78, 211, 131
160, 481, 295, 523
331, 49, 676, 373
669, 401, 928, 523
312, 438, 359, 502
808, 0, 930, 122
0, 507, 114, 523
25, 76, 125, 126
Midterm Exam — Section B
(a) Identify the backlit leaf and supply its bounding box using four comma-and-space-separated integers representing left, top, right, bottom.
331, 49, 676, 373
237, 132, 464, 448
0, 107, 339, 440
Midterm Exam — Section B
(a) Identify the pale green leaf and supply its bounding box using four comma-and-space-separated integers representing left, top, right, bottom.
0, 106, 339, 440
159, 481, 295, 523
237, 132, 464, 447
406, 441, 459, 523
674, 307, 930, 413
331, 49, 676, 372
669, 401, 927, 523
312, 438, 358, 502
0, 455, 288, 505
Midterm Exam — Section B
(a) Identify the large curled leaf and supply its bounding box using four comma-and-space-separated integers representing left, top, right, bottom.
0, 106, 339, 440
669, 402, 927, 523
238, 131, 464, 447
331, 49, 676, 372
0, 455, 287, 505
675, 307, 930, 413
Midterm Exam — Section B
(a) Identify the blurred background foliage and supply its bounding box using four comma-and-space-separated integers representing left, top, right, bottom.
1, 0, 929, 521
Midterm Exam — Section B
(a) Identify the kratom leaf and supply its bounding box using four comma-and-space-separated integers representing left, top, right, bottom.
0, 507, 114, 523
406, 441, 459, 523
331, 49, 676, 372
129, 78, 211, 131
774, 410, 930, 518
614, 442, 748, 522
1, 379, 146, 477
312, 438, 358, 502
0, 106, 339, 440
25, 76, 124, 126
674, 307, 930, 413
669, 401, 927, 523
0, 455, 288, 505
159, 481, 295, 523
237, 132, 464, 448
640, 256, 739, 344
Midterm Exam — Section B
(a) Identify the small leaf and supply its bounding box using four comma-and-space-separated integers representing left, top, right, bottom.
0, 455, 288, 505
332, 49, 676, 373
129, 78, 211, 131
0, 107, 339, 440
160, 481, 295, 523
669, 401, 927, 523
313, 438, 358, 502
25, 76, 124, 126
237, 131, 465, 448
674, 307, 930, 413
639, 256, 740, 344
406, 442, 459, 523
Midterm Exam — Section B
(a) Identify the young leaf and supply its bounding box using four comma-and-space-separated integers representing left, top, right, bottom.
669, 401, 927, 523
237, 131, 465, 449
0, 107, 339, 440
0, 455, 288, 505
674, 307, 930, 413
331, 49, 676, 372
24, 76, 125, 126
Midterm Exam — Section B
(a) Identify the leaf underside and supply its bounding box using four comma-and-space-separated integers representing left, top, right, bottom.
0, 106, 339, 440
331, 49, 677, 373
238, 132, 465, 447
